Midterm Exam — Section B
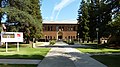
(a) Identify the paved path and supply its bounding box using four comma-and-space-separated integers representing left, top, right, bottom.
37, 48, 107, 67
0, 59, 41, 64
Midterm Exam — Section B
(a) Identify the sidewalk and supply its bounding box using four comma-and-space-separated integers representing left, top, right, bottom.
37, 48, 107, 67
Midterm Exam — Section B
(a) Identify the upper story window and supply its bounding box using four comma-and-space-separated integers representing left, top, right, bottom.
46, 26, 53, 31
62, 26, 64, 31
48, 26, 50, 31
50, 26, 53, 31
43, 24, 77, 31
73, 26, 76, 31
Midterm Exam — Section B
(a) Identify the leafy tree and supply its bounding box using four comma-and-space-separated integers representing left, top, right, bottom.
0, 0, 42, 43
109, 14, 120, 35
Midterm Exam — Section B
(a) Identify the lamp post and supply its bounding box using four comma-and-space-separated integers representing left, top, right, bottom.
96, 28, 99, 47
45, 35, 46, 42
78, 33, 79, 43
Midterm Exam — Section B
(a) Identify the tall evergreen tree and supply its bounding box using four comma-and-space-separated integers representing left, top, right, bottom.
78, 0, 120, 43
77, 0, 89, 41
88, 0, 113, 43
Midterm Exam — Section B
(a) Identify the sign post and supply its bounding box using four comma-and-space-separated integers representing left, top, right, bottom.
6, 42, 8, 52
17, 42, 19, 52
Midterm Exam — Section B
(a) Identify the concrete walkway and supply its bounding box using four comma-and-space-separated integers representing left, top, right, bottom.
37, 48, 107, 67
0, 59, 41, 64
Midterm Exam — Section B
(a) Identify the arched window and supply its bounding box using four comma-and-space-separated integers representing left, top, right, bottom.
71, 36, 72, 39
50, 36, 52, 39
68, 36, 70, 39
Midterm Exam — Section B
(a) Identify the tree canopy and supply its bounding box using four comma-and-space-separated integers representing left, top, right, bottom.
77, 0, 120, 42
0, 0, 43, 41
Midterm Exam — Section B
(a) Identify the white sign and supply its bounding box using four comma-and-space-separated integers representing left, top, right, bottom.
1, 32, 23, 42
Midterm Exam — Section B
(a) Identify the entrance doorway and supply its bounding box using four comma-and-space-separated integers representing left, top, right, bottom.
58, 36, 62, 39
58, 31, 63, 40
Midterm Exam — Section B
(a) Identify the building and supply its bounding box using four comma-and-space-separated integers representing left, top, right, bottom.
42, 20, 78, 41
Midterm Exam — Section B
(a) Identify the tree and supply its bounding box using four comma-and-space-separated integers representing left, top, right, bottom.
77, 0, 120, 43
89, 0, 113, 43
77, 0, 89, 42
0, 0, 43, 43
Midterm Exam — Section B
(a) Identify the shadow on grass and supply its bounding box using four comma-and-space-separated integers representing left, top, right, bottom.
91, 55, 120, 67
0, 44, 31, 48
82, 43, 120, 49
0, 54, 44, 60
0, 64, 37, 67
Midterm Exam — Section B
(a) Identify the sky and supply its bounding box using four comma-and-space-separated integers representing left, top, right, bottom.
41, 0, 81, 21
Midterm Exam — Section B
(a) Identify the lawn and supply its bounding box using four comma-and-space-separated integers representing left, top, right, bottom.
0, 64, 37, 67
91, 55, 120, 67
0, 47, 50, 60
77, 48, 120, 54
77, 48, 120, 67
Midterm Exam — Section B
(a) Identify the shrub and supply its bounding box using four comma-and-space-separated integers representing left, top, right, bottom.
69, 40, 74, 45
49, 40, 56, 45
64, 40, 74, 45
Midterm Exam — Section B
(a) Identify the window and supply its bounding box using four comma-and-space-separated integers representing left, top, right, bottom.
50, 26, 53, 31
68, 27, 71, 31
73, 26, 76, 31
71, 36, 72, 39
69, 26, 73, 31
48, 26, 50, 31
73, 36, 75, 39
48, 36, 49, 39
44, 27, 47, 31
59, 26, 61, 29
56, 26, 59, 31
62, 27, 64, 31
68, 36, 70, 39
50, 36, 52, 39
45, 36, 47, 39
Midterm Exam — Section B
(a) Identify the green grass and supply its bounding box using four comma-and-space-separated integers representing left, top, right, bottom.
0, 64, 37, 67
77, 48, 120, 54
0, 44, 32, 48
91, 55, 120, 67
0, 47, 50, 60
78, 48, 120, 67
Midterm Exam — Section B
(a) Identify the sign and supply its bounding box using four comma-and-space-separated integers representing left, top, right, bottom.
1, 32, 23, 42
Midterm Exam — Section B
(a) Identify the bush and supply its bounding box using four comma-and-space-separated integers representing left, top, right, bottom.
64, 40, 74, 45
49, 40, 56, 45
69, 40, 74, 45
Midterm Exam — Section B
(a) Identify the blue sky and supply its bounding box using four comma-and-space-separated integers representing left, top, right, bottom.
41, 0, 81, 21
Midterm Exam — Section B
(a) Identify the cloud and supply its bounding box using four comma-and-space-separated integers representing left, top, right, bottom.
54, 0, 75, 11
51, 0, 75, 21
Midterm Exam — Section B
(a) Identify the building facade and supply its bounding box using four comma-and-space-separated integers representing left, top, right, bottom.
42, 21, 78, 40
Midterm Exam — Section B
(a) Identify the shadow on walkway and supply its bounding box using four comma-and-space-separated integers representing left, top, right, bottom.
37, 48, 107, 67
